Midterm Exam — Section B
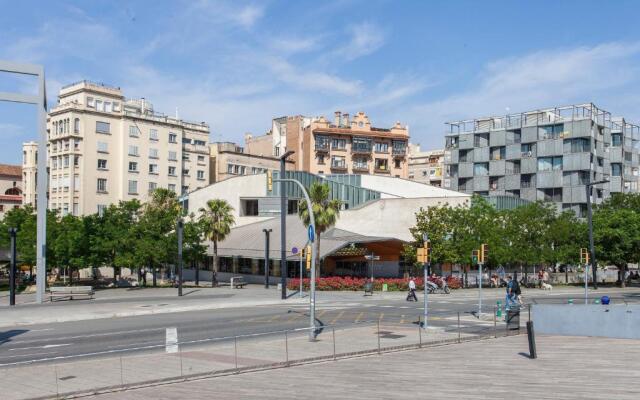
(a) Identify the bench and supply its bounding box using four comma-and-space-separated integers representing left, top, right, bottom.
230, 276, 247, 289
49, 286, 94, 301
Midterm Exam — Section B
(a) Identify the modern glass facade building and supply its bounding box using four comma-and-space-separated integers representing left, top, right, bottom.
443, 103, 640, 217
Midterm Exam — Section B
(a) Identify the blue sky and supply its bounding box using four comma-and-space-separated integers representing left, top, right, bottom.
2, 0, 640, 164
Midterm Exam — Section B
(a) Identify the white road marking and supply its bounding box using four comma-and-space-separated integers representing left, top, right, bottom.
6, 327, 165, 345
1, 351, 58, 359
8, 343, 71, 351
166, 327, 178, 354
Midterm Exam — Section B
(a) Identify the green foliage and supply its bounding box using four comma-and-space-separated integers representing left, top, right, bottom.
198, 198, 235, 284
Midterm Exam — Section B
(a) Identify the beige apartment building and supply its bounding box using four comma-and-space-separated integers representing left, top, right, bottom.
209, 142, 289, 183
0, 164, 22, 219
22, 141, 38, 208
23, 80, 210, 216
408, 144, 445, 186
246, 111, 409, 177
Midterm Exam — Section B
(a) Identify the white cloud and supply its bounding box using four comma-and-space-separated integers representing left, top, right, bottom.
404, 42, 640, 149
335, 22, 386, 61
268, 36, 321, 54
267, 58, 363, 96
234, 4, 264, 29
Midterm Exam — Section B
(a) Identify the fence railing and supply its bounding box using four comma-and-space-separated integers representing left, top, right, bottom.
0, 312, 526, 400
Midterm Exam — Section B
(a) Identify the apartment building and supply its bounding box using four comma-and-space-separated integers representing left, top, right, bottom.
408, 144, 444, 186
246, 112, 409, 177
24, 80, 210, 216
22, 141, 37, 208
0, 163, 22, 219
209, 141, 290, 184
443, 103, 640, 217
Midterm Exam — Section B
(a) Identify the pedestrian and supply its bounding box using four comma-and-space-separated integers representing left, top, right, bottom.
505, 275, 516, 311
407, 277, 418, 302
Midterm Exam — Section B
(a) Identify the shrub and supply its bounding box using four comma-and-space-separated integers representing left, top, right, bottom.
287, 276, 459, 291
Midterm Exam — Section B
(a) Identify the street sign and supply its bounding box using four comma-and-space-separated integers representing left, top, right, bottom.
292, 247, 299, 255
364, 254, 380, 261
308, 225, 315, 242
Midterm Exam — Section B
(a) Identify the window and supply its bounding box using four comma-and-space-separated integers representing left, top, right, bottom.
97, 204, 107, 216
87, 97, 94, 107
183, 154, 190, 161
128, 180, 138, 194
148, 182, 157, 193
612, 163, 622, 176
149, 164, 158, 174
565, 138, 590, 153
521, 143, 533, 157
128, 125, 139, 137
241, 199, 259, 216
149, 148, 159, 159
317, 154, 325, 164
537, 156, 563, 171
227, 164, 234, 174
63, 155, 69, 168
183, 169, 190, 176
128, 145, 139, 156
597, 157, 604, 167
331, 138, 346, 150
197, 170, 205, 180
374, 142, 389, 153
74, 175, 79, 190
612, 133, 622, 147
52, 157, 58, 170
394, 159, 401, 169
181, 185, 189, 194
374, 158, 388, 171
539, 124, 564, 140
150, 129, 158, 140
331, 156, 346, 169
182, 137, 192, 144
353, 157, 368, 170
97, 178, 107, 192
168, 166, 176, 176
97, 141, 108, 153
96, 121, 110, 134
74, 138, 80, 149
542, 188, 563, 202
168, 151, 177, 161
459, 149, 470, 162
521, 174, 533, 188
490, 146, 506, 160
194, 139, 206, 146
97, 159, 107, 169
197, 155, 205, 164
168, 184, 176, 192
95, 99, 103, 111
169, 133, 177, 143
473, 162, 489, 176
74, 118, 80, 134
128, 161, 138, 172
625, 152, 632, 162
74, 155, 79, 166
104, 102, 112, 112
274, 146, 280, 156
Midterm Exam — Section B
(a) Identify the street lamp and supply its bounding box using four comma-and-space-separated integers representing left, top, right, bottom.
586, 179, 609, 290
279, 150, 295, 300
177, 218, 184, 297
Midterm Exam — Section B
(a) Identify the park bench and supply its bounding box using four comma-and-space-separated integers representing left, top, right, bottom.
49, 286, 94, 301
230, 276, 247, 289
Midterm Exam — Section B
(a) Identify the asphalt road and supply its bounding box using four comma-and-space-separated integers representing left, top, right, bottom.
1, 287, 637, 366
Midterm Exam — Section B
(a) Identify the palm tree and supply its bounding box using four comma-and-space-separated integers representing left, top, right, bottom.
199, 199, 235, 286
298, 182, 341, 276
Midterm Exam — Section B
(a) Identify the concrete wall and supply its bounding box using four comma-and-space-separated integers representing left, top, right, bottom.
532, 304, 640, 339
359, 175, 470, 199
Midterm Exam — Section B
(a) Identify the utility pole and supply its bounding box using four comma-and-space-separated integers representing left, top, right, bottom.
177, 218, 184, 297
417, 235, 431, 328
476, 244, 488, 316
580, 248, 590, 304
279, 150, 295, 300
586, 179, 608, 290
9, 227, 18, 306
263, 228, 272, 288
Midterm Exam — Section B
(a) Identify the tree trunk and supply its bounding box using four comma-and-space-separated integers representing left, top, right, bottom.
212, 241, 219, 287
151, 262, 157, 287
620, 264, 627, 288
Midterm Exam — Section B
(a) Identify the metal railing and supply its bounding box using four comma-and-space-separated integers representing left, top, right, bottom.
0, 313, 525, 400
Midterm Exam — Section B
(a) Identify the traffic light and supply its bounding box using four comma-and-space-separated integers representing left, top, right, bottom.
417, 247, 426, 263
580, 248, 590, 264
305, 245, 312, 271
267, 170, 273, 191
479, 243, 489, 264
471, 249, 479, 265
425, 240, 432, 264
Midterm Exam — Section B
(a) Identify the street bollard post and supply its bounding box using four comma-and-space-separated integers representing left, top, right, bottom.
496, 300, 502, 319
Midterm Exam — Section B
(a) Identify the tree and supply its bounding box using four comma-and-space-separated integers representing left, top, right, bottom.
199, 199, 235, 286
183, 217, 207, 285
297, 182, 341, 276
53, 214, 87, 284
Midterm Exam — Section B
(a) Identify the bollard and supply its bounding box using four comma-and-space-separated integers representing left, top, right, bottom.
526, 320, 537, 359
496, 301, 502, 318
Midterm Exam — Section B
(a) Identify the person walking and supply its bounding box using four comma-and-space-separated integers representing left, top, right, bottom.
407, 277, 418, 302
505, 275, 516, 311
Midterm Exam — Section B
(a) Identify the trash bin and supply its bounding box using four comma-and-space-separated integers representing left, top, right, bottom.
601, 296, 610, 305
363, 282, 373, 296
506, 306, 520, 331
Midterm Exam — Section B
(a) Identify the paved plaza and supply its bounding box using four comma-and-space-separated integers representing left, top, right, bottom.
86, 334, 640, 400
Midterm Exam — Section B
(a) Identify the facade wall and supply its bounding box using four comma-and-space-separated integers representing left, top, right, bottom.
209, 142, 287, 183
408, 144, 444, 186
22, 142, 37, 207
43, 80, 210, 216
0, 164, 22, 219
443, 104, 640, 216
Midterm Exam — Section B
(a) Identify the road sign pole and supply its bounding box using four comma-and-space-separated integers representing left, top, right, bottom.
584, 263, 588, 305
299, 251, 303, 297
423, 262, 429, 329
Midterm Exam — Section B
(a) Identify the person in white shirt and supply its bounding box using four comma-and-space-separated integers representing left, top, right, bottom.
407, 277, 418, 302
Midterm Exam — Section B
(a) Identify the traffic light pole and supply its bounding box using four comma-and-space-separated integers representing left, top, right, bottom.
584, 262, 588, 305
423, 262, 429, 329
478, 262, 483, 316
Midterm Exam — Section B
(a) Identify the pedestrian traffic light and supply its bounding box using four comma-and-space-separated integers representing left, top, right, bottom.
580, 248, 590, 264
471, 249, 479, 264
267, 170, 273, 191
306, 245, 312, 270
479, 243, 489, 264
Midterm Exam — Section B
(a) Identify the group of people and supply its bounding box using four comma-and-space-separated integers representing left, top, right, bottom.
405, 273, 447, 302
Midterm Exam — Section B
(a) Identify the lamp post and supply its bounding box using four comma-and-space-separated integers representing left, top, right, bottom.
177, 218, 184, 297
586, 179, 609, 290
279, 150, 295, 300
9, 227, 18, 306
263, 228, 272, 288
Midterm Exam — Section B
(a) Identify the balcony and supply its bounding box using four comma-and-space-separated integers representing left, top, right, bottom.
315, 141, 330, 152
331, 161, 347, 171
352, 143, 372, 154
182, 143, 209, 154
353, 163, 369, 172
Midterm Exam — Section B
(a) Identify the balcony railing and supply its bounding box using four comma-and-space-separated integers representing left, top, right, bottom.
392, 146, 407, 156
352, 143, 372, 153
331, 161, 347, 170
315, 142, 330, 151
353, 163, 369, 171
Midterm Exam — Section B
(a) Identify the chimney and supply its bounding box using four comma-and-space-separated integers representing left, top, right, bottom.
334, 111, 341, 127
343, 113, 350, 127
140, 97, 146, 114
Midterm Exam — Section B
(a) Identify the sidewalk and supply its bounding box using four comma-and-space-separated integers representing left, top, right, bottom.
86, 335, 640, 400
